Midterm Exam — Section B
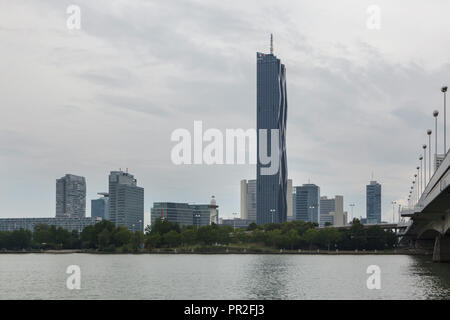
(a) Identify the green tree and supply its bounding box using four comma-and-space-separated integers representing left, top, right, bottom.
232, 228, 250, 244
247, 222, 258, 231
180, 228, 196, 246
197, 225, 216, 245
285, 229, 300, 249
9, 229, 32, 250
98, 229, 112, 250
130, 231, 144, 251
145, 233, 161, 249
250, 229, 267, 244
33, 224, 52, 248
265, 229, 283, 247
112, 226, 132, 247
302, 228, 319, 250
163, 230, 182, 248
80, 225, 97, 248
317, 227, 341, 250
149, 218, 180, 235
0, 231, 10, 249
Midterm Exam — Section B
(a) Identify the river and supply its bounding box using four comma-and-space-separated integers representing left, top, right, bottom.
0, 254, 449, 299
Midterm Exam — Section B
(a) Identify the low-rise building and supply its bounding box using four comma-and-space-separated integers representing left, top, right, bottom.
220, 218, 254, 229
0, 217, 101, 233
151, 198, 218, 228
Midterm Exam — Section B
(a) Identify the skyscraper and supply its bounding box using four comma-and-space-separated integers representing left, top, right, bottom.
108, 170, 144, 232
293, 184, 320, 223
56, 174, 86, 218
240, 179, 257, 222
91, 192, 109, 220
320, 195, 347, 227
366, 180, 381, 224
287, 179, 293, 221
256, 41, 288, 225
319, 196, 335, 226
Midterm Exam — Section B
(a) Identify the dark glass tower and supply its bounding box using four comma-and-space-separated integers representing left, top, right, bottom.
256, 51, 288, 224
294, 184, 320, 223
366, 180, 382, 223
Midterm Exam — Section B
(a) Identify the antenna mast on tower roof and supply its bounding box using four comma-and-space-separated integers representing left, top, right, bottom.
270, 34, 273, 54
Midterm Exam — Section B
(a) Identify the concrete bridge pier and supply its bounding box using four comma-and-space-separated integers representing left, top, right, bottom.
432, 235, 450, 262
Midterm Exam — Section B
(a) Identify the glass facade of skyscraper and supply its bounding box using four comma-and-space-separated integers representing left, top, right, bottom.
366, 181, 381, 224
108, 171, 144, 232
150, 202, 211, 227
256, 52, 288, 225
293, 184, 320, 223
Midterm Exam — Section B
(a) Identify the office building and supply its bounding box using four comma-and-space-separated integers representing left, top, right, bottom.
366, 180, 381, 224
56, 174, 86, 218
0, 217, 100, 233
150, 200, 215, 228
240, 179, 257, 222
256, 42, 288, 225
220, 218, 254, 229
108, 170, 144, 232
319, 196, 335, 226
91, 192, 109, 220
287, 179, 293, 221
293, 184, 320, 223
320, 195, 347, 227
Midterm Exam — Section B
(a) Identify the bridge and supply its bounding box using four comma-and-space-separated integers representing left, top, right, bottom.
320, 222, 410, 235
400, 149, 450, 262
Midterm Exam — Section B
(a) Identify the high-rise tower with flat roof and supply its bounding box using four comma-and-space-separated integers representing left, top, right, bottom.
108, 170, 144, 232
366, 180, 381, 224
56, 174, 86, 218
293, 184, 320, 223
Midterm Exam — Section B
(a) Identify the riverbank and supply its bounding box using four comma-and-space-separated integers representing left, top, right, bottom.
0, 247, 431, 255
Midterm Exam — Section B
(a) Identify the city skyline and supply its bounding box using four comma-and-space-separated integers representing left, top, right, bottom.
1, 1, 450, 227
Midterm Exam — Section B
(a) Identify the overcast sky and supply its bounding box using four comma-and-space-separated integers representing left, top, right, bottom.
1, 0, 449, 227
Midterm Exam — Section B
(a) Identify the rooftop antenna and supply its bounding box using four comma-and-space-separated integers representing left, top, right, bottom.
270, 33, 273, 54
371, 171, 374, 181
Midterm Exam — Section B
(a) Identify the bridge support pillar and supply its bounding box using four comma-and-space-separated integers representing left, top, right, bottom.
432, 235, 450, 262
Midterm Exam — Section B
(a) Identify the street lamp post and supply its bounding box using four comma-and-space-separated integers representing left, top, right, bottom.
391, 201, 396, 223
442, 86, 447, 153
419, 157, 423, 194
427, 129, 432, 182
269, 209, 275, 224
422, 145, 427, 189
409, 188, 413, 206
433, 110, 439, 172
308, 206, 316, 224
349, 203, 355, 221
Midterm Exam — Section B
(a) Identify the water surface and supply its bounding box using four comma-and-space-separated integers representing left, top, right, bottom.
0, 254, 449, 299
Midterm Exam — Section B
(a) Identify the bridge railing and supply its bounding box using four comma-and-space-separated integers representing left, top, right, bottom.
409, 150, 450, 212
